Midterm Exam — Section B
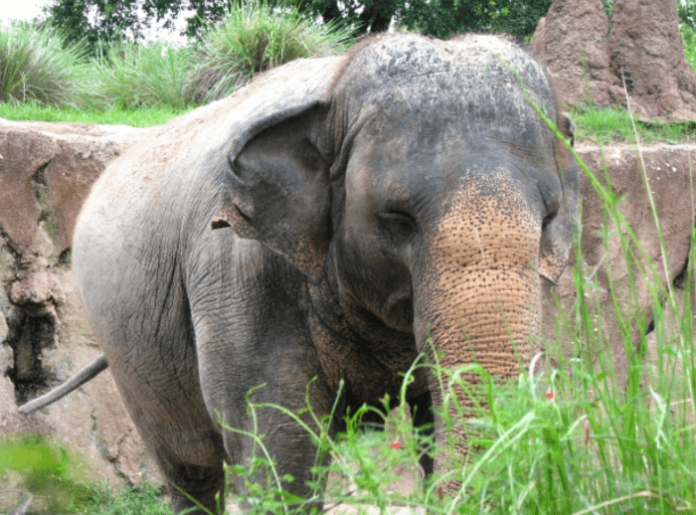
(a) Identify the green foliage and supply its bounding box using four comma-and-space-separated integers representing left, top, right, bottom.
44, 0, 148, 51
601, 0, 614, 19
572, 106, 696, 144
79, 481, 172, 515
680, 0, 696, 31
88, 41, 196, 110
0, 21, 88, 107
43, 0, 554, 49
682, 24, 696, 72
0, 436, 98, 513
0, 101, 190, 126
187, 2, 353, 103
399, 0, 552, 39
1, 1, 350, 113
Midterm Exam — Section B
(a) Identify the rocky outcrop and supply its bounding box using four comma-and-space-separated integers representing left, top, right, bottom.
609, 0, 696, 121
532, 0, 696, 121
543, 143, 696, 388
0, 119, 158, 512
531, 0, 624, 109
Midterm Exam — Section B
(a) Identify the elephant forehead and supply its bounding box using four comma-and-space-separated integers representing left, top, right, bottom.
429, 174, 541, 269
338, 33, 553, 132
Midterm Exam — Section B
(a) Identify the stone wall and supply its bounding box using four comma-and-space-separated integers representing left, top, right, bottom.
0, 120, 159, 510
0, 119, 695, 509
542, 143, 696, 388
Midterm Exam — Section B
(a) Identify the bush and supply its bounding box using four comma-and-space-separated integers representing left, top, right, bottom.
187, 1, 354, 103
682, 24, 696, 73
89, 42, 195, 111
0, 21, 88, 107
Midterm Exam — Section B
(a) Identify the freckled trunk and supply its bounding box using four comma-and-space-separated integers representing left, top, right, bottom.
413, 182, 542, 488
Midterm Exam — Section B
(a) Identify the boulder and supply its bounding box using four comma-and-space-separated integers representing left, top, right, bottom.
609, 0, 696, 121
531, 0, 624, 109
532, 0, 696, 121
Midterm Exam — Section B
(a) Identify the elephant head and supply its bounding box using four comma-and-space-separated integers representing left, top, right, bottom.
212, 33, 579, 479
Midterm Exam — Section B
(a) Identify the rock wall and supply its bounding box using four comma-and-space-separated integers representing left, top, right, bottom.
0, 120, 159, 510
0, 119, 695, 508
542, 143, 696, 388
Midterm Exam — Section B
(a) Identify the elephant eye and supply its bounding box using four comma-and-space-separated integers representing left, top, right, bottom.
542, 210, 558, 231
379, 211, 417, 243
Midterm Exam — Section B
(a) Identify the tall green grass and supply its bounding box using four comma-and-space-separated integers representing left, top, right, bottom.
0, 22, 88, 107
88, 42, 196, 111
0, 3, 354, 117
186, 2, 354, 103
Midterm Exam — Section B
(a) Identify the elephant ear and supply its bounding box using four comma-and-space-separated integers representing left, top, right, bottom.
210, 56, 348, 284
539, 112, 580, 284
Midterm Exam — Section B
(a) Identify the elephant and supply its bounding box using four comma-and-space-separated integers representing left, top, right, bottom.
37, 33, 579, 513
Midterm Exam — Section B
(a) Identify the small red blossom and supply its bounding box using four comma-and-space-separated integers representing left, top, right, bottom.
391, 441, 402, 450
545, 391, 555, 401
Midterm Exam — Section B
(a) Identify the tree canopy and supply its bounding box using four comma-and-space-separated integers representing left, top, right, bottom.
43, 0, 558, 50
45, 0, 696, 52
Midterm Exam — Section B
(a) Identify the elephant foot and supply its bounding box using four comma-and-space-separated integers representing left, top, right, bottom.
165, 462, 226, 515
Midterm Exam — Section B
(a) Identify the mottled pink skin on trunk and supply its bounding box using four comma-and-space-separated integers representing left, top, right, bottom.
413, 174, 542, 484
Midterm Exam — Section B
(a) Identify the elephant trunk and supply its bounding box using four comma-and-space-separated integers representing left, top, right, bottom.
413, 179, 542, 487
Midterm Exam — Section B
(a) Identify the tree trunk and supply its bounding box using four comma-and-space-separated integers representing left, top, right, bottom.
358, 0, 392, 35
320, 0, 342, 25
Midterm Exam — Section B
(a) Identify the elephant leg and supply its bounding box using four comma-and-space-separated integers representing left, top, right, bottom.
106, 331, 228, 514
82, 282, 228, 514
162, 456, 225, 515
107, 333, 227, 514
409, 391, 434, 477
218, 360, 335, 509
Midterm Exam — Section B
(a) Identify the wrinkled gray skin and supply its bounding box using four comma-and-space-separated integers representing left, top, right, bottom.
72, 34, 578, 513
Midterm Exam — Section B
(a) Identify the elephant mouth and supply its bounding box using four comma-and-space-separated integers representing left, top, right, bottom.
383, 293, 414, 333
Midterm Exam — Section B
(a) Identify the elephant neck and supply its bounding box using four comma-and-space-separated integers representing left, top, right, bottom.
305, 271, 427, 403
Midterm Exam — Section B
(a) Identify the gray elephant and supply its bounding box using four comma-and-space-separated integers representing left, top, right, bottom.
28, 33, 579, 513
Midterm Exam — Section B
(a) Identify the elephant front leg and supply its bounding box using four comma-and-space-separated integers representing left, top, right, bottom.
164, 459, 226, 515
409, 390, 435, 477
218, 370, 335, 511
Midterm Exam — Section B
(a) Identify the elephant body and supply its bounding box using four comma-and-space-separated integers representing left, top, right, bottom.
72, 33, 578, 513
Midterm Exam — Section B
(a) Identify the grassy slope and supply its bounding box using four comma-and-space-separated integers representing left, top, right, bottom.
2, 102, 695, 143
0, 102, 191, 128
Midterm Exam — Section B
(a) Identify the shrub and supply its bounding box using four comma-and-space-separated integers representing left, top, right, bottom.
0, 21, 87, 107
88, 41, 195, 111
682, 24, 696, 73
187, 1, 354, 103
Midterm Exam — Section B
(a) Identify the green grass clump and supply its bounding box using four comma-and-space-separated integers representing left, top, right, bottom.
78, 482, 171, 515
572, 105, 696, 144
0, 21, 88, 107
89, 42, 196, 111
0, 101, 189, 127
0, 436, 99, 513
187, 2, 354, 103
682, 25, 696, 72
